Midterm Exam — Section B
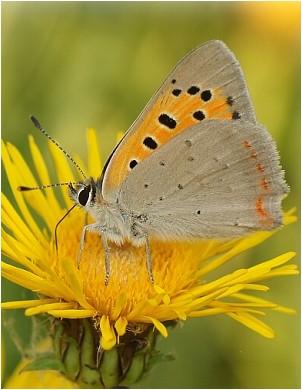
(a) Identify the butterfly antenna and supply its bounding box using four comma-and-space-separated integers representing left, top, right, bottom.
30, 115, 87, 180
18, 182, 78, 192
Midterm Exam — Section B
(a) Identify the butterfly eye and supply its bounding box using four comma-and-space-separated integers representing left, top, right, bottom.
78, 185, 91, 206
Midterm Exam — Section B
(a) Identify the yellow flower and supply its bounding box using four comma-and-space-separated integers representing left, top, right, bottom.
1, 128, 298, 387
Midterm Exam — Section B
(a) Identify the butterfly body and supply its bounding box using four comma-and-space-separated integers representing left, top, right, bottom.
66, 40, 288, 284
69, 179, 147, 247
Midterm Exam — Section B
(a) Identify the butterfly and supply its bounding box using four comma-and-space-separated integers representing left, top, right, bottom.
25, 40, 289, 284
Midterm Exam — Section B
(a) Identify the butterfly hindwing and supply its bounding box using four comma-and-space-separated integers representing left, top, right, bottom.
102, 40, 257, 202
118, 119, 288, 240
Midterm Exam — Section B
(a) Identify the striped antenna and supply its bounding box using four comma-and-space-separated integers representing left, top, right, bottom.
29, 115, 87, 180
18, 182, 79, 192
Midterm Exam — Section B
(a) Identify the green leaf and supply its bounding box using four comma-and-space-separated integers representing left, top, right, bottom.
21, 354, 66, 373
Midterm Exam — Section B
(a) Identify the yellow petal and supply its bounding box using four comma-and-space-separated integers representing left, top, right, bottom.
25, 302, 76, 316
1, 299, 58, 310
112, 293, 128, 320
48, 309, 96, 318
114, 317, 128, 336
227, 312, 275, 339
87, 128, 102, 178
100, 315, 117, 350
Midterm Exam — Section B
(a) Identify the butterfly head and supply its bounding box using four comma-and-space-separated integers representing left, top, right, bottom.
68, 178, 97, 210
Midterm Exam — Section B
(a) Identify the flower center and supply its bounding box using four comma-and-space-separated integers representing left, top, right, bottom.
44, 207, 205, 314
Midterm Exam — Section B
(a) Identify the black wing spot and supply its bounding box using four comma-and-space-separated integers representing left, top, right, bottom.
129, 159, 138, 169
178, 184, 183, 189
172, 88, 182, 96
171, 79, 177, 84
193, 110, 205, 121
144, 184, 149, 188
232, 111, 241, 120
159, 161, 165, 166
158, 113, 177, 129
143, 136, 158, 150
188, 156, 194, 162
185, 140, 192, 147
227, 96, 234, 106
200, 90, 212, 102
187, 86, 200, 95
196, 210, 201, 215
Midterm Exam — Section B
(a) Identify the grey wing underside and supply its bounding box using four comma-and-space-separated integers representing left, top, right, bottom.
118, 120, 288, 241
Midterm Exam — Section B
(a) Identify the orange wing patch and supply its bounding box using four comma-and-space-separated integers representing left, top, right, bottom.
243, 139, 275, 227
104, 80, 239, 193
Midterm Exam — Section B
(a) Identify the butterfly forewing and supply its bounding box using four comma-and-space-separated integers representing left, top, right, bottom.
102, 40, 257, 202
118, 120, 288, 240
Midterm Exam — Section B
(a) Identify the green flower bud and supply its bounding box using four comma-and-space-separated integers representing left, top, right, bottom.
49, 317, 172, 388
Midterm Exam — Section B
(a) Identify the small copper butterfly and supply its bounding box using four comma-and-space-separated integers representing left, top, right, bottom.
22, 40, 289, 284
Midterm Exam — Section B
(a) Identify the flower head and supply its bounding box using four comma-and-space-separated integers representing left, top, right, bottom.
1, 128, 298, 387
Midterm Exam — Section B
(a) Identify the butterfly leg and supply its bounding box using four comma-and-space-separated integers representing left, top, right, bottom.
144, 234, 154, 284
78, 222, 111, 285
101, 235, 111, 285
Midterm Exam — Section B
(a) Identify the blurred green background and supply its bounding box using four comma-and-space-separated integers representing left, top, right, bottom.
1, 2, 300, 388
